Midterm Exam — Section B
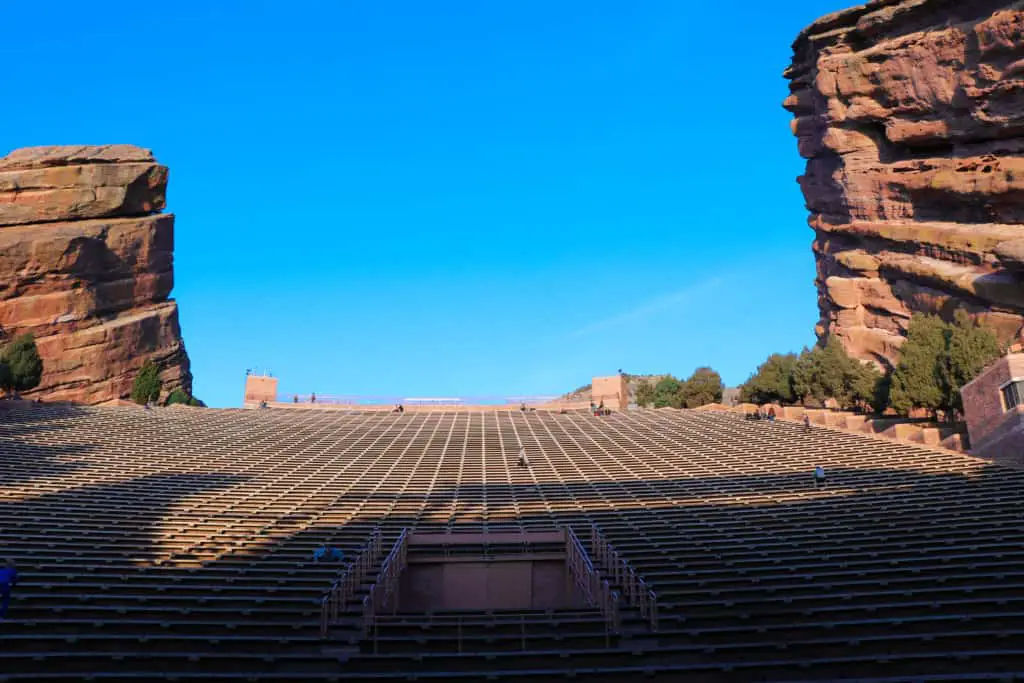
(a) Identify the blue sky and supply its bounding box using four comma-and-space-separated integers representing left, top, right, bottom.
5, 0, 846, 407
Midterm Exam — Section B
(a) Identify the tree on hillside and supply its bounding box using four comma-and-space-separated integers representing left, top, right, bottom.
792, 337, 883, 410
791, 346, 826, 405
653, 376, 684, 409
680, 367, 724, 408
635, 380, 655, 408
888, 315, 949, 417
740, 353, 798, 405
942, 310, 1001, 416
846, 358, 883, 412
2, 334, 43, 393
131, 360, 162, 405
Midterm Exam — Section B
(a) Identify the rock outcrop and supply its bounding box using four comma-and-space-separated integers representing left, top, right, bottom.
785, 0, 1024, 368
0, 145, 191, 404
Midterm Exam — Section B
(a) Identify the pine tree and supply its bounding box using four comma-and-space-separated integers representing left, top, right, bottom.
792, 346, 826, 405
131, 360, 163, 405
942, 310, 1002, 417
740, 353, 797, 405
844, 358, 882, 412
680, 367, 724, 408
889, 315, 948, 417
3, 334, 43, 392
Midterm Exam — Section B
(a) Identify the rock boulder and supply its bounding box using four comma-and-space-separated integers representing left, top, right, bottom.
785, 0, 1024, 367
0, 145, 191, 404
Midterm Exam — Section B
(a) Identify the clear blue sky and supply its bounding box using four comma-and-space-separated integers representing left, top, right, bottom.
5, 0, 847, 407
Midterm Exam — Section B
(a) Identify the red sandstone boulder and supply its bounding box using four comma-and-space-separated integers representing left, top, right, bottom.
786, 1, 1024, 367
0, 145, 191, 405
0, 145, 167, 227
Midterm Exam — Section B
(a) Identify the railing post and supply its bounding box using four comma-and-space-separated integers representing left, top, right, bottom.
320, 596, 328, 637
649, 590, 658, 632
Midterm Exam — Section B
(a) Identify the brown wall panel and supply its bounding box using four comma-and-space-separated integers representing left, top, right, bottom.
399, 559, 572, 611
443, 563, 488, 610
399, 564, 444, 612
487, 562, 532, 609
532, 560, 570, 609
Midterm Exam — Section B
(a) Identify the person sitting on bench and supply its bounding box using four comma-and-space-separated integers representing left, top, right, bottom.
767, 406, 776, 422
518, 446, 529, 467
813, 466, 827, 487
0, 560, 18, 620
313, 545, 344, 563
803, 414, 812, 432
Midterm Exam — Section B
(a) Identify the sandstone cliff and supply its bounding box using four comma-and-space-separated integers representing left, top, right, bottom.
785, 0, 1024, 368
0, 145, 191, 404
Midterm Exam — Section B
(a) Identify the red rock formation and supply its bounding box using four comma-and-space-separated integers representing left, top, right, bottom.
785, 0, 1024, 368
0, 145, 191, 404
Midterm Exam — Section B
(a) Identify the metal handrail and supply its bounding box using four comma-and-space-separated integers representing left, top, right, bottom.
591, 524, 658, 631
319, 529, 384, 637
564, 527, 620, 634
361, 529, 410, 636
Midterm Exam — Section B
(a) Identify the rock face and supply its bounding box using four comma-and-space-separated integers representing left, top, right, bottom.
0, 145, 191, 404
785, 0, 1024, 368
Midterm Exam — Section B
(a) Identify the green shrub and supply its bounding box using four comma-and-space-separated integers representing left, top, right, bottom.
3, 333, 43, 392
166, 388, 191, 405
635, 380, 655, 408
131, 360, 162, 405
165, 388, 205, 407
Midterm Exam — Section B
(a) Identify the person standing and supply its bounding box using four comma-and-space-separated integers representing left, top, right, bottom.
0, 560, 18, 620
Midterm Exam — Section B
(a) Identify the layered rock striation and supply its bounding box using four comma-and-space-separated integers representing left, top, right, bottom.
0, 145, 191, 404
785, 0, 1024, 368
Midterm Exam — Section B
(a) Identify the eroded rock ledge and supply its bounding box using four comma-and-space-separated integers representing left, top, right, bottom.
0, 145, 191, 404
785, 0, 1024, 367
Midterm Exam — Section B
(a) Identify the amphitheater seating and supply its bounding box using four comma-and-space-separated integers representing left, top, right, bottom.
3, 402, 1024, 681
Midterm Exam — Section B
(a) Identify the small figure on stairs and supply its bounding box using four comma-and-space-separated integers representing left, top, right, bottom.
813, 466, 827, 488
313, 545, 345, 563
0, 560, 18, 620
518, 446, 529, 468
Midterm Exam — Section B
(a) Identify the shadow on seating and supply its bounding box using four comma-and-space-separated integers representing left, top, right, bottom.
0, 403, 103, 487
